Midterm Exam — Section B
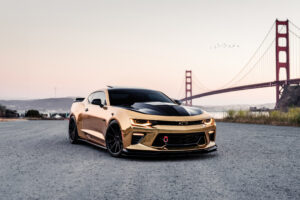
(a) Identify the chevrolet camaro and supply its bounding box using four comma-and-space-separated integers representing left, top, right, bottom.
68, 87, 217, 157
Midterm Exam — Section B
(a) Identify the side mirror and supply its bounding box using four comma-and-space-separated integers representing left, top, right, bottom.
74, 97, 84, 102
91, 99, 104, 107
174, 99, 182, 105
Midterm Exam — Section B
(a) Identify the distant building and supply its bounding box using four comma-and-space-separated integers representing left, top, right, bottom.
250, 107, 257, 111
40, 113, 50, 119
50, 113, 69, 119
53, 114, 63, 119
250, 106, 270, 112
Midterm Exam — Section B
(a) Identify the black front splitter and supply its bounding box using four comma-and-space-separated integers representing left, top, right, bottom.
122, 145, 217, 157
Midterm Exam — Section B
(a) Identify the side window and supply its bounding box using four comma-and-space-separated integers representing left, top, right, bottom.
88, 93, 94, 103
91, 91, 106, 105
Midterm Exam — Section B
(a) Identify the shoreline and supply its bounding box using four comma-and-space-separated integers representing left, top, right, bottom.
0, 118, 68, 122
0, 118, 28, 122
216, 118, 300, 127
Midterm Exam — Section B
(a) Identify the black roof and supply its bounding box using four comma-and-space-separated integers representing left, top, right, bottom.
107, 87, 155, 92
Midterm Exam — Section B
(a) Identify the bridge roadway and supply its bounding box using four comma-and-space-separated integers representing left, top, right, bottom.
181, 78, 300, 101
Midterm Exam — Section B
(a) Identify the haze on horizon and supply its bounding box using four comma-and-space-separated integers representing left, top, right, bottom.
1, 0, 300, 106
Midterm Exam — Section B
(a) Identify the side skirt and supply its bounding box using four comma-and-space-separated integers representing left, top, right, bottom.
78, 139, 107, 150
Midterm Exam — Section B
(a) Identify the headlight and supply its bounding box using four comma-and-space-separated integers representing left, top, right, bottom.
204, 118, 215, 125
131, 119, 152, 127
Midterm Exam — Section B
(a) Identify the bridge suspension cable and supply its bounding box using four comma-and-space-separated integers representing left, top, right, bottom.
289, 22, 300, 78
232, 38, 275, 86
290, 20, 300, 31
176, 73, 186, 99
219, 22, 275, 89
192, 73, 211, 92
289, 30, 300, 39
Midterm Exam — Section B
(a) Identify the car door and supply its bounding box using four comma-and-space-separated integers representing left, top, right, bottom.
82, 91, 108, 146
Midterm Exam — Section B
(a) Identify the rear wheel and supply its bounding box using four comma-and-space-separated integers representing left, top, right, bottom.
68, 116, 79, 144
106, 121, 123, 157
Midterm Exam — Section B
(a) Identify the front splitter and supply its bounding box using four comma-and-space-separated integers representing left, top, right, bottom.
122, 145, 217, 157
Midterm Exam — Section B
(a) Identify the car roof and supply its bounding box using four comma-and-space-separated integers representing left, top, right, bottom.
91, 87, 156, 94
107, 87, 155, 91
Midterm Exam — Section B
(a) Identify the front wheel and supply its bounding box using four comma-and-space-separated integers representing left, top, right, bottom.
68, 116, 79, 144
106, 121, 123, 157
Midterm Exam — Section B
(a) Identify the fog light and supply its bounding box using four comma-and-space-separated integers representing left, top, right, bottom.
131, 133, 145, 145
208, 131, 215, 141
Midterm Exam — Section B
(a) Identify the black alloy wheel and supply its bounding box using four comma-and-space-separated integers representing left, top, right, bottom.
68, 116, 79, 144
106, 121, 123, 157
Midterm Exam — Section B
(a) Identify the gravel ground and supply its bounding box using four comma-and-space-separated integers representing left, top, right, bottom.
0, 120, 299, 200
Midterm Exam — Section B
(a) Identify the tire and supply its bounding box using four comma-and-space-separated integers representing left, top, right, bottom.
68, 116, 79, 144
105, 121, 123, 157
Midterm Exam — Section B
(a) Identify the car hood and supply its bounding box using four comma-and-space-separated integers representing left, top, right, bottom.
117, 102, 204, 116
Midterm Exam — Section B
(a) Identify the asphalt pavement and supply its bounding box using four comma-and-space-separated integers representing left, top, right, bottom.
0, 120, 299, 200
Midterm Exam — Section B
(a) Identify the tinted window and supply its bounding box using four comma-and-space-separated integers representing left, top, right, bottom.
89, 91, 106, 105
88, 93, 94, 103
108, 89, 173, 106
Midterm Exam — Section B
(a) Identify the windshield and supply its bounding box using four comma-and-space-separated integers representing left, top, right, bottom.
108, 89, 174, 106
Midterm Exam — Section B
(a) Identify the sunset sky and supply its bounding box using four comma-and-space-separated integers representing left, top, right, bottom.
1, 0, 300, 105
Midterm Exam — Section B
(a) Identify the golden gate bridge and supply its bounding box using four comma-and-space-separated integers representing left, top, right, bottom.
180, 19, 300, 108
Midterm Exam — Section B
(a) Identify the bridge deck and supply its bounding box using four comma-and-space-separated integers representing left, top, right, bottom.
181, 78, 300, 101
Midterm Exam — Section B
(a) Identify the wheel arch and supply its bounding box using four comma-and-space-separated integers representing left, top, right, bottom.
106, 118, 122, 137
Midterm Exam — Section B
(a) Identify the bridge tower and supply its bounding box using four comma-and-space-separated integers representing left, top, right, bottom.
185, 70, 192, 106
275, 19, 290, 106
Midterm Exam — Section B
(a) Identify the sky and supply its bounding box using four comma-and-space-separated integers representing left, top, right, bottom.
1, 0, 300, 105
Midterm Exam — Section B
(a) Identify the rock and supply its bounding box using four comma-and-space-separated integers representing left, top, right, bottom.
277, 85, 300, 111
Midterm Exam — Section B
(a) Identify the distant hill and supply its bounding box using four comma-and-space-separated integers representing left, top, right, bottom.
0, 97, 276, 114
0, 98, 75, 113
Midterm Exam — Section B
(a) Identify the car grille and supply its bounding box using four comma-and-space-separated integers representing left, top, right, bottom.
152, 132, 206, 147
151, 120, 204, 126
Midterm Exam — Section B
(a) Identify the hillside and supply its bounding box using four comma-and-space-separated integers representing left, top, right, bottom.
0, 97, 276, 114
0, 98, 74, 113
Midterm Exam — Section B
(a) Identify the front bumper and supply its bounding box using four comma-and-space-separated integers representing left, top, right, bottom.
121, 123, 217, 154
123, 145, 217, 156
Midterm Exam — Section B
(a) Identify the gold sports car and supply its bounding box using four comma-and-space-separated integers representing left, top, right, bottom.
68, 87, 217, 157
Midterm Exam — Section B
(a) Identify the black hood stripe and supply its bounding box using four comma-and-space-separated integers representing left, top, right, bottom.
117, 102, 203, 116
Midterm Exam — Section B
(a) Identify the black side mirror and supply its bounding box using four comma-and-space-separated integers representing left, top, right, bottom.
91, 99, 104, 107
174, 99, 182, 105
74, 97, 84, 102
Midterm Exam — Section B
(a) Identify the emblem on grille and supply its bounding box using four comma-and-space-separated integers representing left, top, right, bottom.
163, 136, 168, 143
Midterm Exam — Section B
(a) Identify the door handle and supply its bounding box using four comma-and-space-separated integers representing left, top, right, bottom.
85, 108, 89, 112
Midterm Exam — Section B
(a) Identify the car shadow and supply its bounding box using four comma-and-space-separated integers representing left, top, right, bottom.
75, 139, 218, 161
123, 151, 218, 162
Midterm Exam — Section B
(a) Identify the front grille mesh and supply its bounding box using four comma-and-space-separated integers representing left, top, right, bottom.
152, 132, 206, 147
151, 120, 204, 126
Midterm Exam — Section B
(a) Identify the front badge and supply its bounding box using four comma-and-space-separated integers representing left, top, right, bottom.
163, 136, 168, 143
